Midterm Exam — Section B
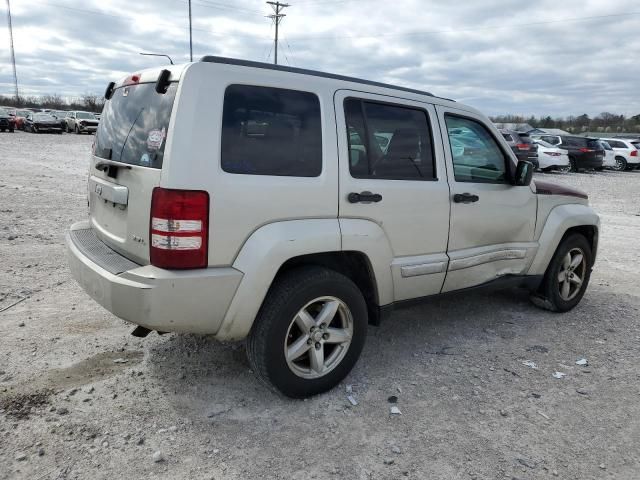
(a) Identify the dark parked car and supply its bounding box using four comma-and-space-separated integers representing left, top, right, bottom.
0, 108, 16, 132
532, 135, 604, 172
50, 110, 69, 130
499, 129, 539, 168
24, 113, 63, 134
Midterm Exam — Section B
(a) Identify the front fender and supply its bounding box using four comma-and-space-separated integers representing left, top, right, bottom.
216, 219, 341, 341
528, 203, 600, 276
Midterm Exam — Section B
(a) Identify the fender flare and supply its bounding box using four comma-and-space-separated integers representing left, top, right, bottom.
217, 219, 341, 340
215, 218, 395, 341
528, 203, 600, 276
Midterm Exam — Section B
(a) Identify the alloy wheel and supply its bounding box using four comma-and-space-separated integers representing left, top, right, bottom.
284, 296, 353, 379
557, 247, 586, 301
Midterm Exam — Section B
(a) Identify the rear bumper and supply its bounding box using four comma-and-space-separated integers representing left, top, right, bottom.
66, 221, 243, 334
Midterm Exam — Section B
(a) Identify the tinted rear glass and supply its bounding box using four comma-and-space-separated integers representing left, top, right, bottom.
631, 142, 640, 149
95, 82, 177, 168
586, 139, 602, 149
221, 84, 322, 177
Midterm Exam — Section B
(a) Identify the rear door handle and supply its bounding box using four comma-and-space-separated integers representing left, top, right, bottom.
348, 191, 383, 203
453, 193, 479, 204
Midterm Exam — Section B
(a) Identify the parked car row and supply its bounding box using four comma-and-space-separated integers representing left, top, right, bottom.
0, 106, 100, 134
531, 134, 640, 172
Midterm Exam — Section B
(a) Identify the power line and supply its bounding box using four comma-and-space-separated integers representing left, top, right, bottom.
288, 11, 640, 41
5, 0, 18, 100
188, 0, 266, 16
267, 1, 290, 65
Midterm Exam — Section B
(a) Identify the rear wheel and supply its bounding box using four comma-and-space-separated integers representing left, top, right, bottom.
569, 157, 578, 172
613, 157, 626, 171
247, 266, 368, 398
531, 233, 592, 312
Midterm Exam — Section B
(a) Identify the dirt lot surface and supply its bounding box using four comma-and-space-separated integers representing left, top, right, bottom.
1, 131, 639, 480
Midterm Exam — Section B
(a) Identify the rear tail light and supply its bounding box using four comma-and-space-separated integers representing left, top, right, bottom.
150, 188, 209, 269
516, 143, 531, 151
123, 73, 141, 86
631, 150, 638, 157
579, 148, 594, 153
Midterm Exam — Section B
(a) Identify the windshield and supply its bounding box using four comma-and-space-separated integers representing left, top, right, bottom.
34, 114, 55, 121
17, 110, 30, 117
76, 112, 96, 120
95, 82, 177, 168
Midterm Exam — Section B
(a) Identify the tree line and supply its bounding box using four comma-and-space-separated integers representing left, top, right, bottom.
0, 94, 105, 113
490, 112, 640, 133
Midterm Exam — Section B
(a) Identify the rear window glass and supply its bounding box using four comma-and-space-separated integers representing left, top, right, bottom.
221, 85, 322, 177
631, 142, 640, 149
586, 139, 602, 149
95, 82, 177, 169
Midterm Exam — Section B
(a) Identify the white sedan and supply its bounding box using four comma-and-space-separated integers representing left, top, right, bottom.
534, 139, 570, 172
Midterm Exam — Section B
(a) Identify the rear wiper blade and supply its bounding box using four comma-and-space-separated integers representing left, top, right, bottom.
95, 159, 132, 172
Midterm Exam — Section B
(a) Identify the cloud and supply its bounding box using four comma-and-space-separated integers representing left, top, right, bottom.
1, 0, 639, 116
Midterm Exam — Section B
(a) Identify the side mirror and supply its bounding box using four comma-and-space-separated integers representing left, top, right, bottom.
514, 161, 534, 186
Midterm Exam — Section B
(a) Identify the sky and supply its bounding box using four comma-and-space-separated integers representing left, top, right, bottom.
1, 0, 639, 117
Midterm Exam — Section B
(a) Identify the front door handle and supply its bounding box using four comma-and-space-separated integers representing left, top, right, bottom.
348, 191, 383, 203
453, 193, 479, 204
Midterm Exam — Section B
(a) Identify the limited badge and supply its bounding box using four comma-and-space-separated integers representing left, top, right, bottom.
147, 127, 166, 151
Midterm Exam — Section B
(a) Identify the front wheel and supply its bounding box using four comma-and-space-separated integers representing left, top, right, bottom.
531, 233, 593, 312
75, 125, 80, 134
247, 266, 368, 398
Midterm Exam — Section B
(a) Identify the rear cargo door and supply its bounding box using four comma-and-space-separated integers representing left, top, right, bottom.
90, 80, 178, 265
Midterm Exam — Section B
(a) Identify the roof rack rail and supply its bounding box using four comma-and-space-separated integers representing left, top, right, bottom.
199, 55, 438, 99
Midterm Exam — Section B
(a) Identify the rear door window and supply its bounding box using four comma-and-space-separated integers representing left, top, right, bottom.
95, 82, 178, 169
221, 85, 322, 177
344, 98, 436, 180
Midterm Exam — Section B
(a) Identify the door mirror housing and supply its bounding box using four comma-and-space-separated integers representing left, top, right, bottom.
513, 161, 534, 186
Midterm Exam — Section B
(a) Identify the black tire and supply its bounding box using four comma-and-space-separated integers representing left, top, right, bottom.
9, 128, 14, 133
75, 125, 80, 134
531, 233, 593, 312
65, 123, 69, 133
247, 266, 368, 398
613, 157, 626, 171
568, 157, 578, 172
0, 128, 5, 132
594, 167, 603, 171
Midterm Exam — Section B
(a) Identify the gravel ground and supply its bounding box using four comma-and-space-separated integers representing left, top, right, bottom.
1, 131, 639, 480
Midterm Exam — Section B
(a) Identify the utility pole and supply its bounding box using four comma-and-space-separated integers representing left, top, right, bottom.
188, 0, 193, 61
5, 0, 18, 100
267, 1, 289, 65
